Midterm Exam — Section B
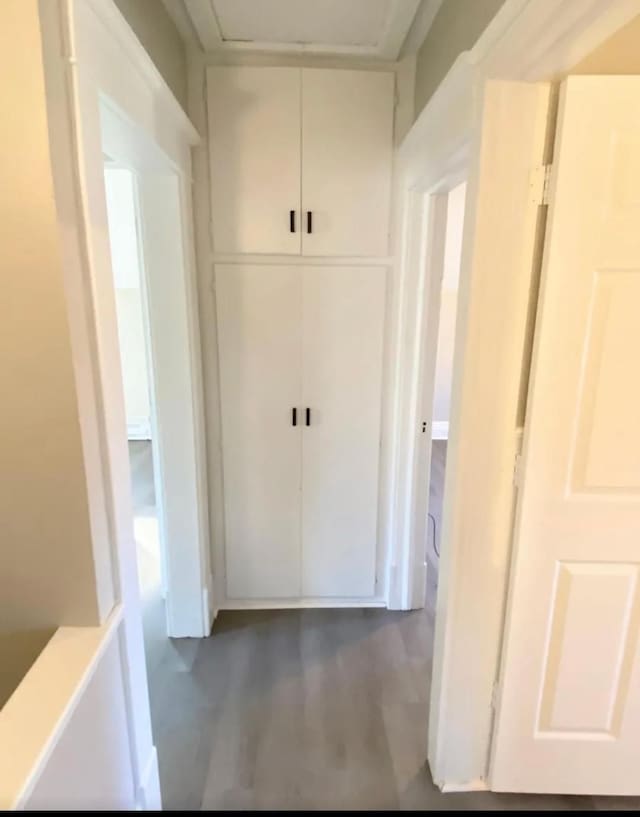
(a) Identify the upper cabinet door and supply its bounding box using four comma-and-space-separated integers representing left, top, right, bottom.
301, 69, 394, 258
207, 67, 301, 255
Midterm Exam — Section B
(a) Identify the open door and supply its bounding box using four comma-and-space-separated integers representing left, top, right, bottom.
491, 76, 640, 795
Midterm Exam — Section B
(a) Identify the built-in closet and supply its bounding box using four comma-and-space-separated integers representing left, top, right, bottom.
209, 65, 394, 601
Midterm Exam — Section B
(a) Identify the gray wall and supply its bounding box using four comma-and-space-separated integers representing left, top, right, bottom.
114, 0, 187, 110
414, 0, 504, 118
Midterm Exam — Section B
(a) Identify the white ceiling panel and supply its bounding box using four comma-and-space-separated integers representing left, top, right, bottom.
183, 0, 423, 59
213, 0, 389, 47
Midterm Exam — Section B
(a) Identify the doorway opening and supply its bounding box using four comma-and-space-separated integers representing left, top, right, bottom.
103, 163, 167, 661
97, 98, 210, 646
424, 182, 466, 619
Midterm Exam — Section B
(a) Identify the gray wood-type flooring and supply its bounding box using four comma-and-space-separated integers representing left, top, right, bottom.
139, 437, 640, 810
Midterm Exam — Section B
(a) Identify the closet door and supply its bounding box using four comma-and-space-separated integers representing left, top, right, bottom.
207, 67, 301, 255
301, 266, 386, 597
216, 265, 302, 599
301, 70, 394, 257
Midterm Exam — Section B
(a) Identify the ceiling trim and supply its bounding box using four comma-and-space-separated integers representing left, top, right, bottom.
378, 0, 422, 60
184, 0, 223, 51
181, 0, 422, 60
160, 0, 201, 48
400, 0, 443, 57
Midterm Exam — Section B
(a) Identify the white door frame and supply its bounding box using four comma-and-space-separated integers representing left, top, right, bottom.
386, 0, 640, 791
40, 0, 211, 803
71, 2, 211, 639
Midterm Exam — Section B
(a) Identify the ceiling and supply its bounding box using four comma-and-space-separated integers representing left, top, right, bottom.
173, 0, 439, 60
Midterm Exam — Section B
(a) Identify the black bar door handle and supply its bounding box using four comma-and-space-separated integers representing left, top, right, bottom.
305, 407, 311, 427
289, 210, 296, 233
292, 407, 297, 426
306, 211, 312, 234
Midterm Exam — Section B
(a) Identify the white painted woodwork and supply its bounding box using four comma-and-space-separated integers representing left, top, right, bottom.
301, 266, 386, 597
207, 66, 393, 258
409, 194, 448, 608
207, 67, 301, 255
491, 76, 640, 795
216, 263, 385, 600
301, 69, 394, 257
216, 264, 303, 598
26, 632, 134, 810
135, 171, 209, 636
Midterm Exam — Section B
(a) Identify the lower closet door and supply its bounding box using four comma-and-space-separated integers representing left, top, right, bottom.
301, 266, 386, 597
216, 264, 302, 599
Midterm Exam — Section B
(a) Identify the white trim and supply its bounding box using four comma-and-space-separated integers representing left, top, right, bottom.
40, 0, 208, 809
136, 746, 161, 810
211, 253, 394, 267
478, 0, 640, 81
378, 0, 422, 61
441, 779, 489, 793
127, 418, 152, 441
220, 598, 387, 611
0, 607, 123, 809
81, 0, 198, 146
431, 421, 449, 440
160, 0, 201, 49
184, 0, 223, 51
388, 0, 640, 794
383, 52, 473, 613
400, 0, 443, 58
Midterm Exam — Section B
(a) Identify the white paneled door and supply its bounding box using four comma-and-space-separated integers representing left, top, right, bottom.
491, 77, 640, 795
301, 69, 394, 257
301, 266, 386, 597
208, 67, 301, 255
215, 265, 302, 598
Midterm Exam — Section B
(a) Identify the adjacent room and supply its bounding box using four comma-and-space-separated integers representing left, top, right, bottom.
425, 181, 466, 616
104, 164, 163, 613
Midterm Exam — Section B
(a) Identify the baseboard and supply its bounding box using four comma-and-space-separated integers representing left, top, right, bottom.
441, 778, 489, 793
432, 420, 449, 440
136, 746, 161, 810
220, 597, 387, 610
127, 418, 151, 441
202, 578, 217, 636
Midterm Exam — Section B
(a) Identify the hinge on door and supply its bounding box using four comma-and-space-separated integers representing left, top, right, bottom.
529, 163, 553, 206
513, 453, 523, 488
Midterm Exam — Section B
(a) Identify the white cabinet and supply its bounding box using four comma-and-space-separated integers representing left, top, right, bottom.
207, 66, 394, 257
215, 265, 303, 598
216, 264, 386, 600
301, 70, 394, 258
208, 68, 301, 255
301, 265, 386, 597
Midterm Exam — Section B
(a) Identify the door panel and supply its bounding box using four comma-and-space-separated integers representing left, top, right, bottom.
491, 77, 640, 795
207, 67, 301, 255
216, 264, 302, 598
301, 266, 386, 597
301, 69, 394, 257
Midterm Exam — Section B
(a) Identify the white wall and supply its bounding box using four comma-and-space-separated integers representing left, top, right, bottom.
432, 181, 466, 427
23, 631, 136, 810
104, 167, 152, 439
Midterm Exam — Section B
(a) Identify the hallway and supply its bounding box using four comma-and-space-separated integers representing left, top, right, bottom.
146, 607, 613, 811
